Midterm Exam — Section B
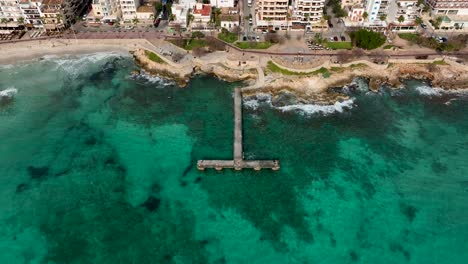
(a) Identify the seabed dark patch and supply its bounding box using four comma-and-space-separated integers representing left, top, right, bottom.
141, 196, 161, 212
27, 166, 49, 180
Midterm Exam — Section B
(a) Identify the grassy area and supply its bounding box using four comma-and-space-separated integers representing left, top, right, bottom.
266, 61, 331, 78
218, 30, 238, 43
144, 50, 166, 64
325, 42, 353, 50
235, 41, 273, 49
169, 38, 206, 50
383, 44, 394, 49
398, 33, 419, 42
432, 60, 448, 65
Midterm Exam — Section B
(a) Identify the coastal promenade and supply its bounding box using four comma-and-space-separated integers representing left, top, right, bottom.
197, 88, 280, 171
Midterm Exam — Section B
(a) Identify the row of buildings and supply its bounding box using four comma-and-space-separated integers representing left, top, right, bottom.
1, 0, 467, 32
254, 0, 468, 31
169, 0, 240, 30
0, 0, 88, 31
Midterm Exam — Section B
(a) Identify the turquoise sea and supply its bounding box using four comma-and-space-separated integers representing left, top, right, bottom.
0, 53, 467, 264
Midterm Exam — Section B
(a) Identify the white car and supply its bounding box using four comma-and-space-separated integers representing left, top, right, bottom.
125, 25, 134, 30
256, 36, 260, 41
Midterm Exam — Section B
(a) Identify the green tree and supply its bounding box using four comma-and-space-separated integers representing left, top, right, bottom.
1, 18, 8, 28
351, 29, 386, 50
379, 14, 387, 22
191, 31, 205, 39
132, 17, 139, 25
154, 2, 163, 13
415, 16, 423, 27
18, 17, 25, 25
398, 15, 405, 24
362, 12, 368, 21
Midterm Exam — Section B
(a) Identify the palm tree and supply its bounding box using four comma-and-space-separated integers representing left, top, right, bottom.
362, 12, 369, 25
18, 17, 25, 25
397, 15, 405, 31
414, 16, 423, 32
132, 17, 139, 26
1, 18, 9, 29
379, 14, 387, 23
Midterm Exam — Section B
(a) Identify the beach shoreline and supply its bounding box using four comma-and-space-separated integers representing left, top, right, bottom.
2, 38, 468, 103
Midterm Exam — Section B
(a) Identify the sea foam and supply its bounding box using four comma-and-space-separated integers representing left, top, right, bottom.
244, 93, 354, 116
0, 88, 18, 98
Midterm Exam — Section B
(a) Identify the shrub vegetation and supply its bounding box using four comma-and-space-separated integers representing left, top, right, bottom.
350, 29, 386, 50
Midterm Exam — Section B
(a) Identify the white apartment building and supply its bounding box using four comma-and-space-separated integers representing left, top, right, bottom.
19, 0, 43, 28
363, 0, 388, 22
256, 0, 289, 30
170, 0, 196, 29
120, 0, 140, 20
0, 0, 24, 23
211, 0, 234, 8
387, 0, 420, 23
92, 0, 121, 21
425, 0, 468, 16
291, 0, 325, 30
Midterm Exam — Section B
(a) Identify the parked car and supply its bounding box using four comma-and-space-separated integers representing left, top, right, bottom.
421, 23, 427, 29
329, 37, 334, 41
333, 36, 338, 41
328, 22, 333, 28
125, 25, 134, 30
269, 30, 276, 34
262, 29, 267, 34
340, 36, 345, 41
243, 36, 247, 41
256, 36, 260, 41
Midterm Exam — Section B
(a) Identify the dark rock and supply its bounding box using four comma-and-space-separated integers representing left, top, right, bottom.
141, 196, 161, 212
27, 166, 49, 180
16, 183, 28, 193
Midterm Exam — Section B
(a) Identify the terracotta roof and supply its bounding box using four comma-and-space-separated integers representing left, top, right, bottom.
193, 4, 211, 16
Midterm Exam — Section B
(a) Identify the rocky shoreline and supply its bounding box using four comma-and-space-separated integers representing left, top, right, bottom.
132, 47, 468, 104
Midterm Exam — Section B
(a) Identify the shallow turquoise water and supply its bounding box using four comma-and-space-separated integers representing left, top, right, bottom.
0, 54, 467, 263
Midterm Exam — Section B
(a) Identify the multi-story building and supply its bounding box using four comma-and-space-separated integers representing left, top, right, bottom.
41, 0, 65, 31
387, 0, 420, 23
0, 0, 24, 24
170, 0, 196, 29
291, 0, 325, 30
19, 0, 43, 29
92, 0, 121, 21
425, 0, 468, 16
192, 3, 211, 29
120, 0, 140, 20
256, 0, 289, 30
363, 0, 388, 22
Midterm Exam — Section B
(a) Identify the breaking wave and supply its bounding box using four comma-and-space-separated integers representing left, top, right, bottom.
414, 84, 444, 96
0, 88, 17, 98
244, 93, 354, 116
131, 70, 174, 86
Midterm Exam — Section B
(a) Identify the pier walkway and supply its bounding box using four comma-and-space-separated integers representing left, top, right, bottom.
197, 88, 280, 171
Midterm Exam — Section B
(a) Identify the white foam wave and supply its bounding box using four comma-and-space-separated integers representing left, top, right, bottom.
43, 52, 126, 77
133, 70, 174, 86
414, 85, 444, 96
244, 93, 354, 115
0, 88, 17, 98
277, 99, 355, 115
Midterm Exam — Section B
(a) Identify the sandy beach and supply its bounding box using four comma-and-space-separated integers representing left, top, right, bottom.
0, 39, 154, 64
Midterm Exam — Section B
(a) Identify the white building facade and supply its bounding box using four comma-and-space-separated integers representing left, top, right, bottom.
291, 0, 326, 30
120, 0, 140, 20
425, 0, 468, 16
256, 0, 289, 30
19, 0, 43, 28
92, 0, 121, 21
0, 0, 24, 22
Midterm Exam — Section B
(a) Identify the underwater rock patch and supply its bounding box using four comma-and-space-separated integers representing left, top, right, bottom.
27, 166, 49, 180
141, 196, 161, 212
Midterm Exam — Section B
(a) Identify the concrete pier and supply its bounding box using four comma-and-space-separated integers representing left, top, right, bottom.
197, 88, 280, 171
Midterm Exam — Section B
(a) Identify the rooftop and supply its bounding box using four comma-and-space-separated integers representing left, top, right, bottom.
137, 5, 154, 13
193, 4, 211, 16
